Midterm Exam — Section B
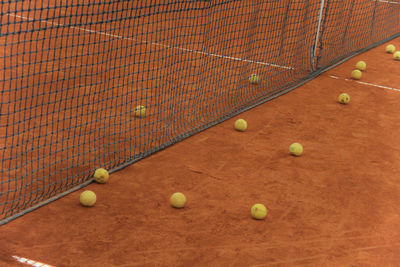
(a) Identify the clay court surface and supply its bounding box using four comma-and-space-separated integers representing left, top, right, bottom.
1, 37, 400, 266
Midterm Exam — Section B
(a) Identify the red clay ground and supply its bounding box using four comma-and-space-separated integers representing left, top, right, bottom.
1, 38, 400, 266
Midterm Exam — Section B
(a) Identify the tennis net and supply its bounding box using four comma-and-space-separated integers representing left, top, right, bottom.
1, 0, 399, 225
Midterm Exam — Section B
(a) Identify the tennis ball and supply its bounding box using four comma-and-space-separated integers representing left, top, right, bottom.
249, 74, 260, 84
338, 93, 350, 104
135, 105, 146, 118
289, 142, 303, 156
234, 119, 247, 132
351, 69, 362, 80
93, 168, 109, 184
251, 204, 267, 220
386, 44, 396, 53
355, 61, 366, 71
170, 192, 186, 208
394, 51, 400, 61
80, 190, 96, 207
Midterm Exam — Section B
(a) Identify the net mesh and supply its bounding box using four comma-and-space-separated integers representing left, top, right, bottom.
1, 0, 399, 224
316, 0, 400, 68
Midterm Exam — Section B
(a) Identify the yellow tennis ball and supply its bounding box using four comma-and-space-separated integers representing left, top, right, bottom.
338, 93, 350, 104
355, 61, 366, 71
135, 105, 146, 118
351, 69, 362, 80
80, 190, 96, 207
289, 142, 303, 156
251, 204, 267, 220
170, 192, 186, 208
386, 44, 396, 53
394, 51, 400, 61
234, 119, 247, 132
93, 168, 109, 184
249, 74, 260, 84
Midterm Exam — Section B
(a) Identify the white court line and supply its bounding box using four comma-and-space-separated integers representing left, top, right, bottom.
329, 75, 400, 92
7, 13, 294, 70
13, 255, 54, 267
376, 0, 400, 5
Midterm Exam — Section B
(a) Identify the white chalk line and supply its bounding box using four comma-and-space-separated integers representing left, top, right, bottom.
13, 255, 54, 267
7, 13, 294, 70
329, 75, 400, 92
375, 0, 400, 5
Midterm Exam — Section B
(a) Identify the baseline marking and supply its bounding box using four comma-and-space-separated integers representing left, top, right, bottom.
7, 13, 294, 70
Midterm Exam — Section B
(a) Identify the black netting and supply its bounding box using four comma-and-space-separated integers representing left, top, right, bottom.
1, 0, 399, 225
316, 0, 400, 68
